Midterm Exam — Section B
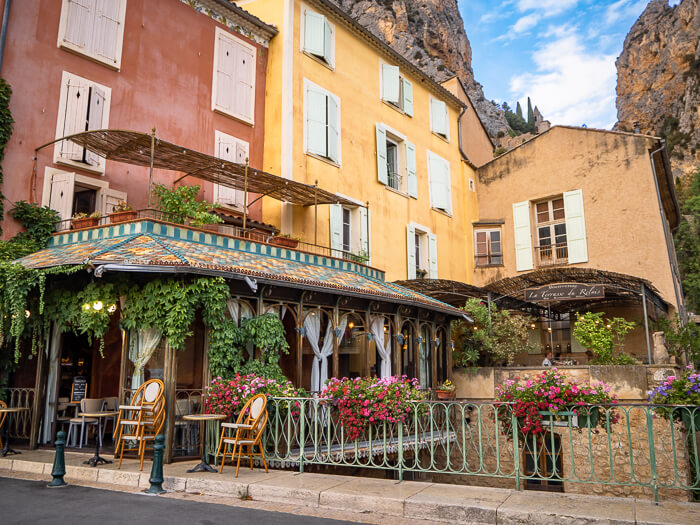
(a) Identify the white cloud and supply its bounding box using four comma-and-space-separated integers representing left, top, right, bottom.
603, 0, 648, 27
517, 0, 578, 16
509, 32, 618, 128
513, 13, 540, 33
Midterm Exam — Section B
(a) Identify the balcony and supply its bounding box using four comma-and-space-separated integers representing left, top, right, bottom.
535, 242, 568, 267
387, 171, 402, 192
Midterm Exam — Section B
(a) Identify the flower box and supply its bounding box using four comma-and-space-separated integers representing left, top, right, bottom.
435, 389, 456, 400
271, 236, 299, 248
109, 210, 138, 224
681, 408, 700, 432
537, 408, 599, 428
71, 217, 99, 229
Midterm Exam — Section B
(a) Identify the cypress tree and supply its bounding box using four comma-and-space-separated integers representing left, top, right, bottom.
515, 101, 523, 120
527, 97, 535, 130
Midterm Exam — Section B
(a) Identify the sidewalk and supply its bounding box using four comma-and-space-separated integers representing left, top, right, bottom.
0, 450, 697, 525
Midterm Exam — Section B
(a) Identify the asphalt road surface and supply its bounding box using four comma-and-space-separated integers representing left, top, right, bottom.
0, 477, 364, 525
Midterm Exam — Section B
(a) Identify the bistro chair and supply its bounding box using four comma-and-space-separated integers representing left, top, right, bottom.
114, 379, 165, 470
66, 398, 105, 448
0, 400, 7, 449
216, 393, 269, 477
101, 396, 119, 440
55, 397, 71, 433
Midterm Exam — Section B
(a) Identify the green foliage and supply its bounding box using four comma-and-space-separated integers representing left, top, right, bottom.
452, 298, 535, 367
674, 167, 700, 312
152, 183, 223, 227
0, 202, 59, 261
502, 99, 536, 135
653, 314, 700, 366
0, 78, 14, 233
658, 117, 690, 158
515, 101, 523, 119
527, 97, 535, 128
572, 312, 636, 364
493, 146, 507, 157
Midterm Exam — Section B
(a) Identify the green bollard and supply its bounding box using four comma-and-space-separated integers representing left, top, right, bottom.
145, 434, 166, 495
48, 430, 67, 488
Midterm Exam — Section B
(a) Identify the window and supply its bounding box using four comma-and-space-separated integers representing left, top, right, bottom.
430, 97, 449, 139
427, 151, 451, 214
57, 0, 127, 69
380, 64, 413, 117
54, 71, 111, 174
302, 7, 334, 67
213, 131, 249, 209
375, 124, 417, 197
342, 208, 351, 252
474, 229, 502, 266
469, 178, 475, 192
305, 81, 340, 164
330, 203, 369, 260
212, 27, 256, 123
534, 197, 568, 266
407, 224, 437, 279
523, 434, 563, 492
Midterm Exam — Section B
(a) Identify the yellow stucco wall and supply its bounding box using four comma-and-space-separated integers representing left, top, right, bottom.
242, 0, 478, 283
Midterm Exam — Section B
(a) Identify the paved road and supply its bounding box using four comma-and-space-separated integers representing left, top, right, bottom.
0, 477, 363, 525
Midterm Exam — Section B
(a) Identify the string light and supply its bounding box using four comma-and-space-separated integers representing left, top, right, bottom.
24, 310, 31, 318
107, 304, 117, 313
92, 301, 104, 311
82, 303, 91, 311
348, 322, 354, 329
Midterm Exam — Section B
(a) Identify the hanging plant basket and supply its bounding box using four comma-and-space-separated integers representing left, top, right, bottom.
271, 236, 299, 248
109, 211, 138, 224
71, 217, 99, 229
435, 389, 456, 400
681, 408, 700, 432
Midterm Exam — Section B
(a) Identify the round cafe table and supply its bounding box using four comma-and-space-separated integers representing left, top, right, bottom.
0, 407, 30, 457
182, 413, 227, 473
77, 411, 119, 467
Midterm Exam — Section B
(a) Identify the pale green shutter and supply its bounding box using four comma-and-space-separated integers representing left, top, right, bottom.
382, 64, 400, 104
429, 153, 449, 211
442, 159, 452, 214
403, 78, 413, 116
307, 86, 327, 157
406, 142, 417, 198
360, 207, 370, 260
327, 95, 339, 162
323, 17, 332, 64
304, 11, 325, 56
406, 224, 416, 279
376, 124, 388, 185
330, 204, 343, 257
513, 200, 534, 271
431, 98, 447, 136
428, 233, 438, 278
563, 189, 588, 263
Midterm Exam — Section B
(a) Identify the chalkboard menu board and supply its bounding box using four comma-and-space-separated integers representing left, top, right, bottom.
71, 377, 88, 403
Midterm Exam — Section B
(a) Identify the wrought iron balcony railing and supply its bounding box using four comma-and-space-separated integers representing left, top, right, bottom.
535, 242, 568, 267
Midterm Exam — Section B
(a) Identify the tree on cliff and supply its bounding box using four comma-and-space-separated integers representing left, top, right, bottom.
527, 97, 535, 132
515, 101, 523, 120
674, 167, 700, 312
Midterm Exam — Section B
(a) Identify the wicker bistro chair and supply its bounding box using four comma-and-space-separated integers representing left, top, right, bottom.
0, 400, 7, 449
114, 379, 165, 470
216, 393, 269, 477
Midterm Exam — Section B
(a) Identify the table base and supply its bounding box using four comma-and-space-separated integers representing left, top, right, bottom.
186, 460, 217, 473
84, 455, 112, 467
1, 447, 20, 457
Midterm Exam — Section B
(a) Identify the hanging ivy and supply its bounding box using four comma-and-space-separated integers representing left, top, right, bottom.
0, 78, 14, 235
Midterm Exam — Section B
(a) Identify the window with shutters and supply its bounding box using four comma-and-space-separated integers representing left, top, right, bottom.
380, 62, 414, 117
427, 151, 452, 215
57, 0, 127, 69
304, 80, 341, 165
330, 203, 369, 261
474, 228, 503, 267
53, 71, 111, 174
534, 196, 568, 267
212, 27, 256, 124
406, 223, 437, 279
213, 130, 249, 210
375, 124, 416, 197
342, 208, 352, 253
430, 96, 449, 140
301, 6, 334, 68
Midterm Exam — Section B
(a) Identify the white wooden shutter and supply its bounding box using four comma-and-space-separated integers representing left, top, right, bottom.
360, 207, 369, 256
381, 64, 400, 104
563, 189, 588, 264
406, 225, 416, 279
376, 124, 388, 185
403, 78, 413, 117
215, 34, 235, 113
94, 0, 120, 63
101, 187, 127, 216
327, 95, 339, 163
64, 0, 95, 49
428, 233, 438, 279
234, 141, 249, 208
304, 10, 325, 57
513, 200, 534, 271
329, 204, 343, 257
61, 77, 90, 160
234, 43, 255, 121
85, 86, 105, 166
429, 153, 449, 212
323, 17, 332, 64
406, 142, 417, 198
306, 86, 327, 157
47, 172, 76, 222
431, 98, 447, 136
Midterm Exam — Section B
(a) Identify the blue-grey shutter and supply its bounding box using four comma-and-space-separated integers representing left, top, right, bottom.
563, 189, 588, 263
381, 64, 400, 104
304, 10, 325, 57
428, 233, 438, 278
406, 224, 416, 279
403, 78, 413, 116
323, 17, 332, 64
307, 86, 327, 157
376, 124, 388, 185
406, 141, 418, 198
327, 95, 339, 162
330, 204, 343, 257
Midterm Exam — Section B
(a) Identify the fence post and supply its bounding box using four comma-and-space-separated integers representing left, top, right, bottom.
398, 421, 403, 482
299, 399, 306, 473
146, 434, 166, 495
645, 408, 659, 502
47, 431, 67, 488
511, 410, 521, 491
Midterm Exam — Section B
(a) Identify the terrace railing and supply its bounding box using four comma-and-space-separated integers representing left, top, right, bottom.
534, 243, 568, 267
263, 398, 700, 502
5, 387, 35, 439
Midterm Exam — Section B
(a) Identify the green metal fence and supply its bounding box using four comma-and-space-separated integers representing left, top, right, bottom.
262, 397, 700, 501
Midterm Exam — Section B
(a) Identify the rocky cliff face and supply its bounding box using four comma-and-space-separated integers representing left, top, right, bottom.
615, 0, 700, 179
332, 0, 509, 137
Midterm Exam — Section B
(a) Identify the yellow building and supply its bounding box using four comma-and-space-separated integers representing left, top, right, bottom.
239, 0, 487, 282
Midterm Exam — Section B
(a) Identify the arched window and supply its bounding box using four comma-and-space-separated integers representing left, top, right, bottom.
339, 312, 366, 379
400, 320, 416, 379
301, 308, 334, 392
419, 323, 432, 388
435, 326, 449, 383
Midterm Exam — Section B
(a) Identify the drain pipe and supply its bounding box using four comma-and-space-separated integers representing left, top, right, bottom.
0, 0, 11, 74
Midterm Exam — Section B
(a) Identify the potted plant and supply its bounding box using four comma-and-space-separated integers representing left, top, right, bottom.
416, 268, 428, 279
648, 366, 700, 432
271, 233, 299, 248
71, 211, 101, 229
435, 379, 456, 400
109, 201, 137, 223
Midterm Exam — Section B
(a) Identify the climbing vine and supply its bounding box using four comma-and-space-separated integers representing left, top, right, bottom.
0, 78, 14, 235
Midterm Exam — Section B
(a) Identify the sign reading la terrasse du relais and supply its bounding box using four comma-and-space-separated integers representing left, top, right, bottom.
524, 283, 605, 302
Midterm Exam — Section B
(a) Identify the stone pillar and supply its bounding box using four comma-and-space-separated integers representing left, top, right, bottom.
652, 331, 670, 365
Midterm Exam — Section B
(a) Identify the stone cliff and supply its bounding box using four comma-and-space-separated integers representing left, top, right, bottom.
332, 0, 510, 137
615, 0, 700, 179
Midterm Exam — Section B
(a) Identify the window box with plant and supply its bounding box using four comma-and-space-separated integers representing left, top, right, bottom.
435, 379, 456, 400
108, 201, 137, 224
270, 234, 300, 249
71, 211, 102, 230
648, 365, 700, 432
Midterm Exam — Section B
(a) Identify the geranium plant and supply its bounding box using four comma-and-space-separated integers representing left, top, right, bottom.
496, 368, 618, 436
648, 366, 700, 427
320, 376, 427, 441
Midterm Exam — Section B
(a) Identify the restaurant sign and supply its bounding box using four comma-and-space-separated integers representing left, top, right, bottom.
525, 283, 605, 302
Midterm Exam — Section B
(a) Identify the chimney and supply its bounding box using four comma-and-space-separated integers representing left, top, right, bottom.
633, 121, 640, 134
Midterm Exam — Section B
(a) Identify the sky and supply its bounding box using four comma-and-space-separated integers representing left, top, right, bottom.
458, 0, 682, 129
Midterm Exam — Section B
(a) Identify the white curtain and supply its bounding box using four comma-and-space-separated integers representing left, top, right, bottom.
129, 328, 162, 391
226, 299, 240, 324
371, 316, 392, 378
304, 313, 322, 392
42, 323, 62, 443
